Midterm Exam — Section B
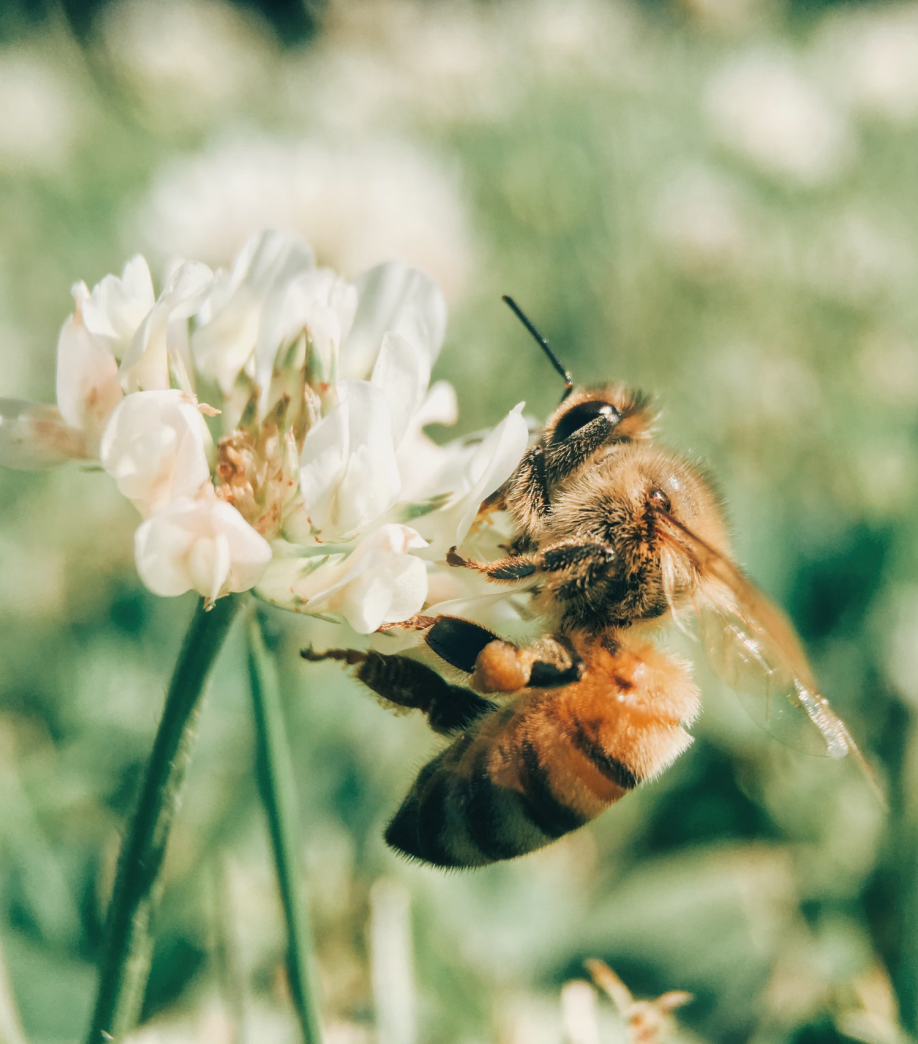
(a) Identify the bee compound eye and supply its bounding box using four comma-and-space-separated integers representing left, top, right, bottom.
551, 400, 622, 444
648, 487, 671, 513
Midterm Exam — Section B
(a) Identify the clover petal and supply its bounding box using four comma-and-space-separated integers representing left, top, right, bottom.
55, 301, 123, 445
100, 390, 213, 516
299, 379, 401, 540
342, 262, 446, 380
135, 490, 271, 601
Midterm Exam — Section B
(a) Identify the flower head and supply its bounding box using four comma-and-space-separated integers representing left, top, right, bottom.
1, 230, 528, 625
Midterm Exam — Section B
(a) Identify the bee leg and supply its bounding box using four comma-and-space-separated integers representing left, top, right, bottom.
543, 409, 624, 483
470, 635, 584, 694
447, 547, 539, 582
447, 542, 619, 587
377, 614, 439, 633
425, 615, 502, 673
505, 445, 551, 532
301, 646, 367, 665
536, 541, 617, 575
423, 615, 583, 694
302, 645, 496, 735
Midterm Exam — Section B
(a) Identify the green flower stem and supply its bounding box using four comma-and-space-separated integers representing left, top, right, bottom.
247, 612, 323, 1044
85, 594, 243, 1044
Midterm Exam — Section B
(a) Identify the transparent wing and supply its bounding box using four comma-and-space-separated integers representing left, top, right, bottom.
697, 602, 848, 757
657, 510, 883, 801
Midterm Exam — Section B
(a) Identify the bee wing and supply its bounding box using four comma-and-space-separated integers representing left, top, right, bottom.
657, 510, 883, 800
696, 600, 846, 757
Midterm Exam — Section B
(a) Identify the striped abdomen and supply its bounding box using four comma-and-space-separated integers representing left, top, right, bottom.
385, 636, 700, 868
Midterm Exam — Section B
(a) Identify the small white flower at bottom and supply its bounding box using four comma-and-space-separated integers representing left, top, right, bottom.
135, 490, 272, 603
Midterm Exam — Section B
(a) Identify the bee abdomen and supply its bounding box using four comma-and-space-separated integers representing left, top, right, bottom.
385, 723, 605, 868
568, 723, 639, 790
385, 751, 461, 867
517, 738, 593, 839
385, 747, 546, 869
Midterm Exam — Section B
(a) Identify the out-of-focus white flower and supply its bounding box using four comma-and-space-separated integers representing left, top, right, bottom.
650, 166, 750, 277
135, 489, 271, 602
257, 524, 428, 633
524, 0, 646, 85
801, 210, 916, 305
130, 136, 476, 301
706, 49, 854, 186
288, 2, 515, 129
816, 5, 918, 125
99, 0, 272, 124
0, 51, 78, 173
100, 390, 214, 516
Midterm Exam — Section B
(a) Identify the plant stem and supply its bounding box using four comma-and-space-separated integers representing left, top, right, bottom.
85, 594, 243, 1044
247, 611, 323, 1044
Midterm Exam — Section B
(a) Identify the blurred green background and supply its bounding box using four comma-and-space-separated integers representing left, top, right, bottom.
1, 0, 917, 1041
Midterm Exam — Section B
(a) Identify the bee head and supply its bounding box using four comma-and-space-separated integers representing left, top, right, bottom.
547, 443, 730, 628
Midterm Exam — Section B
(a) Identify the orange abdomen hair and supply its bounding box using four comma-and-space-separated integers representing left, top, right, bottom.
385, 634, 700, 868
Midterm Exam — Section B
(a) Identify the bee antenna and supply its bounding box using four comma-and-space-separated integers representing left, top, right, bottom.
502, 295, 574, 400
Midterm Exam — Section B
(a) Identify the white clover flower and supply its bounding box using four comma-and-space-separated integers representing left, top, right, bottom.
343, 261, 447, 382
119, 260, 214, 393
0, 229, 529, 629
0, 279, 130, 468
55, 295, 125, 448
413, 402, 530, 556
135, 489, 272, 602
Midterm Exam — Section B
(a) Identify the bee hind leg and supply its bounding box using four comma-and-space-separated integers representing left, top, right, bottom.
469, 634, 583, 693
302, 643, 496, 736
425, 615, 502, 673
300, 646, 366, 665
424, 615, 583, 693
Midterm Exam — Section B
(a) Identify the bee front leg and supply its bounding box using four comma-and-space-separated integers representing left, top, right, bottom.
447, 541, 617, 586
446, 546, 539, 581
542, 411, 623, 483
504, 445, 551, 533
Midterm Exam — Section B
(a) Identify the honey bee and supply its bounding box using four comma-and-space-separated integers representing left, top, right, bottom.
303, 298, 877, 868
